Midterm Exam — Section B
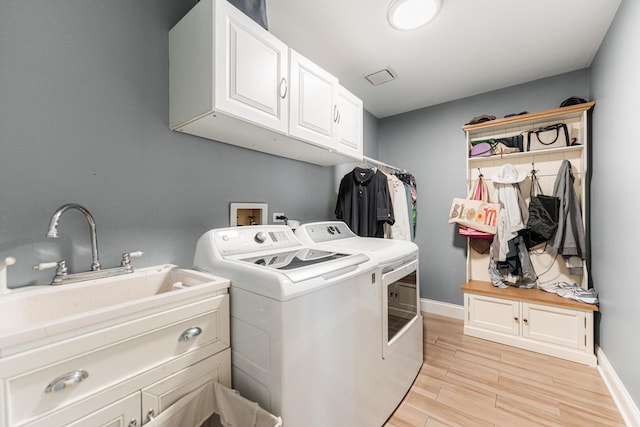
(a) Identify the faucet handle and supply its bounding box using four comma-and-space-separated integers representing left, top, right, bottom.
1, 257, 16, 268
34, 260, 68, 276
121, 251, 144, 269
34, 261, 62, 271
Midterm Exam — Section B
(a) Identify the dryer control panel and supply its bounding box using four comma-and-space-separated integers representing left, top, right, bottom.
295, 221, 356, 243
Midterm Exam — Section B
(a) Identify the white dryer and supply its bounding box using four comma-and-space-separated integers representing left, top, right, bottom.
193, 225, 381, 426
296, 221, 423, 424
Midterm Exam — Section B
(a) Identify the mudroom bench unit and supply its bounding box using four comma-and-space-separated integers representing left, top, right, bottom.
460, 102, 597, 366
462, 280, 598, 366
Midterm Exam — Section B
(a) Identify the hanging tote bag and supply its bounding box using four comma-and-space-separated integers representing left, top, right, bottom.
523, 171, 560, 248
457, 177, 495, 253
449, 177, 500, 235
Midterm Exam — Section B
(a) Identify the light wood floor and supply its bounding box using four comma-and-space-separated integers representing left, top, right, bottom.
385, 313, 625, 427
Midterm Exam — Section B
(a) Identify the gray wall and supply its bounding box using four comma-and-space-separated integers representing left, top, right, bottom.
590, 0, 640, 408
0, 0, 340, 286
377, 71, 590, 304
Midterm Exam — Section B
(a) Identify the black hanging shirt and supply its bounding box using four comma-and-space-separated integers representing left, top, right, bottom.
335, 167, 395, 237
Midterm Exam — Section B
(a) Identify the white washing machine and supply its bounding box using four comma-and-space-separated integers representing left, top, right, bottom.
193, 225, 382, 426
296, 221, 423, 424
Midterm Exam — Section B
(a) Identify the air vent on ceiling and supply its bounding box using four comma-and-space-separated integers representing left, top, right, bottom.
364, 67, 397, 86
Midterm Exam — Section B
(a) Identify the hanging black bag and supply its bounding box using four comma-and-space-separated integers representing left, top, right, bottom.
524, 170, 560, 249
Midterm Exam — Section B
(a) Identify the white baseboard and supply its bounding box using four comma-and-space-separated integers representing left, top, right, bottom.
420, 298, 464, 320
597, 346, 640, 427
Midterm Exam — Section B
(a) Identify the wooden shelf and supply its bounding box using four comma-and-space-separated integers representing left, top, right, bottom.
462, 102, 595, 133
468, 144, 583, 163
462, 280, 598, 312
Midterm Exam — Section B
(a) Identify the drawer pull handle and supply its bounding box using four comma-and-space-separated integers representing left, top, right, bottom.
179, 326, 202, 342
45, 369, 89, 393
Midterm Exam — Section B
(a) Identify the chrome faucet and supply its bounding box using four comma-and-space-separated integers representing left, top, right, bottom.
47, 203, 101, 271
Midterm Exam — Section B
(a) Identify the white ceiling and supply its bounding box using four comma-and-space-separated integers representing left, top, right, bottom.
265, 0, 621, 118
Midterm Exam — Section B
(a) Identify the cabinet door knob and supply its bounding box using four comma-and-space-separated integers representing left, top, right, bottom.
45, 369, 89, 393
128, 419, 138, 427
279, 78, 288, 99
523, 318, 529, 324
514, 317, 519, 322
179, 326, 203, 342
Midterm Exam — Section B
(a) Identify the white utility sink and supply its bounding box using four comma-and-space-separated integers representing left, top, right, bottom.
0, 264, 229, 356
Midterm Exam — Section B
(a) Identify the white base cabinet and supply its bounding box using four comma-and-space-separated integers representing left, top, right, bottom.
463, 281, 597, 366
1, 289, 231, 427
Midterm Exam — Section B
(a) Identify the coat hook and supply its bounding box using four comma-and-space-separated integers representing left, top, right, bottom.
477, 168, 483, 178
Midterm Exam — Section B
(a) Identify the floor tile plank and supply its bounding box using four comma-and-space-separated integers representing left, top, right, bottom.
384, 313, 625, 426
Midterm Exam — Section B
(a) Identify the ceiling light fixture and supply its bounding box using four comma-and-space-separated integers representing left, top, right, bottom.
387, 0, 442, 31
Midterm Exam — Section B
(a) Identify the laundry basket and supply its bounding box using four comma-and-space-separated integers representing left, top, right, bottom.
145, 381, 282, 427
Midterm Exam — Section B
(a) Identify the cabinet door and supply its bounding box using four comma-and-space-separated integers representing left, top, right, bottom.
29, 392, 140, 427
522, 303, 586, 349
214, 0, 289, 133
288, 49, 338, 148
467, 294, 519, 336
141, 349, 231, 425
335, 85, 363, 159
68, 393, 140, 427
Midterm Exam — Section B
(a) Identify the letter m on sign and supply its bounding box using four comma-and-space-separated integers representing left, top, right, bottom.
483, 208, 497, 227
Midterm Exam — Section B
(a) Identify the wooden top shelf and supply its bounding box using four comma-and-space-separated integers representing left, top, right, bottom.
462, 101, 595, 133
462, 280, 599, 312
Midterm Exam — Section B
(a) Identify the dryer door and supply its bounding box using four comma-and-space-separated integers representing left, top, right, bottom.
381, 259, 419, 359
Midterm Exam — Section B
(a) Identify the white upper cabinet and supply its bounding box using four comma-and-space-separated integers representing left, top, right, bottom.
335, 85, 364, 159
213, 0, 288, 133
169, 0, 363, 166
288, 49, 338, 148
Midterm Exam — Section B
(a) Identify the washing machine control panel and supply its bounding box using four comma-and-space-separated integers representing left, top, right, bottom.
296, 221, 356, 243
214, 226, 301, 256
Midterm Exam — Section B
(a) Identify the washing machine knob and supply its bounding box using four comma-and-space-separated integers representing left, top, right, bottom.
327, 226, 335, 234
254, 232, 267, 243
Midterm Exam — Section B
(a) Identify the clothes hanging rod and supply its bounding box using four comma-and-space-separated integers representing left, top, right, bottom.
362, 156, 406, 173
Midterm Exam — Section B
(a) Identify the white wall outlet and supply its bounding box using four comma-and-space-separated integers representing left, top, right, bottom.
273, 212, 285, 223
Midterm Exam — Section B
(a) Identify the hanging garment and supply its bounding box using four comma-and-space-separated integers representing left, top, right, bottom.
403, 182, 415, 241
335, 167, 394, 237
548, 160, 586, 275
395, 173, 417, 239
489, 235, 537, 288
489, 180, 536, 288
384, 174, 411, 240
494, 183, 529, 261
